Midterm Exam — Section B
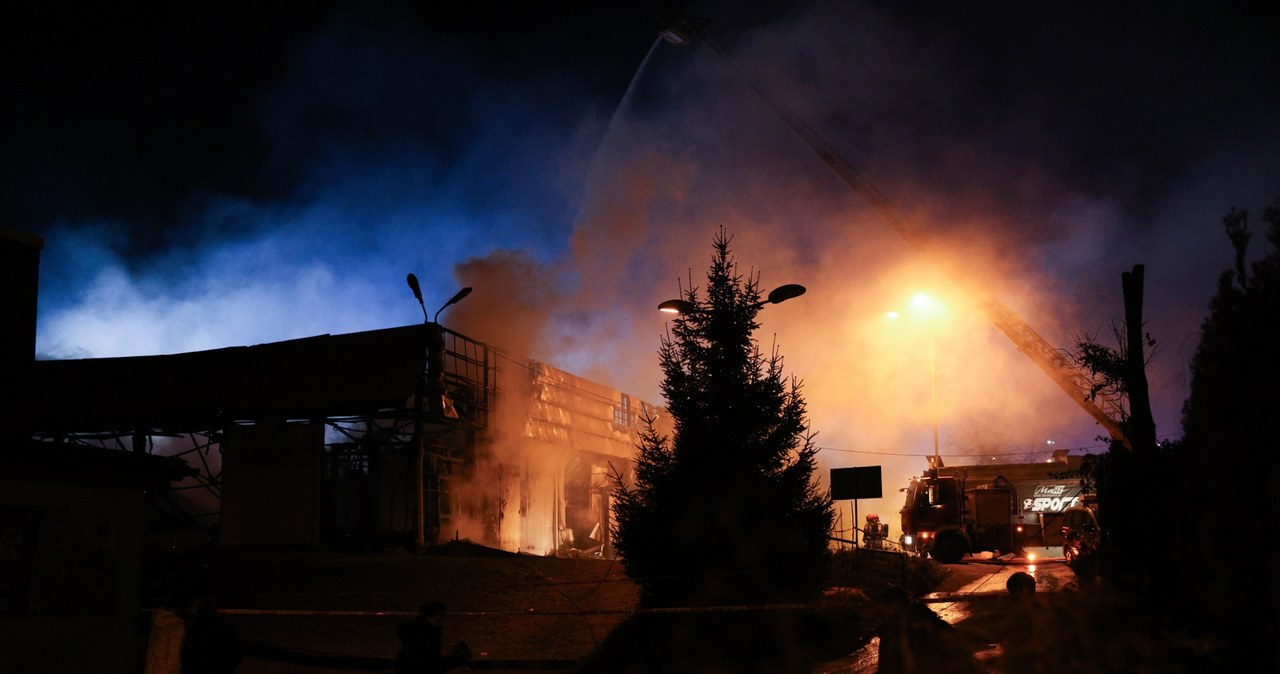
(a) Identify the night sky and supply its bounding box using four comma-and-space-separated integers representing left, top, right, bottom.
6, 1, 1279, 514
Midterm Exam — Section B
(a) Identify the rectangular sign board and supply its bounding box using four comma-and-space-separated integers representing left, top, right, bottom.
1024, 483, 1085, 513
830, 466, 882, 500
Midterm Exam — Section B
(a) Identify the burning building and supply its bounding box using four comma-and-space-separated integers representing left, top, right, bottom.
1, 227, 663, 671
9, 230, 667, 558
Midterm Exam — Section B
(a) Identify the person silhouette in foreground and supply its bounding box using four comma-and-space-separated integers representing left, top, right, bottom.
1001, 570, 1092, 673
181, 597, 244, 674
874, 586, 976, 674
395, 600, 472, 674
1004, 571, 1038, 646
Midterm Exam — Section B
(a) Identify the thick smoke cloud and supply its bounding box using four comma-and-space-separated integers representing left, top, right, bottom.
33, 4, 593, 356
519, 1, 1280, 516
24, 2, 1280, 520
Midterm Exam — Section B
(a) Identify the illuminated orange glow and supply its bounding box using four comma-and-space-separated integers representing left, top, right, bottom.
450, 136, 1126, 540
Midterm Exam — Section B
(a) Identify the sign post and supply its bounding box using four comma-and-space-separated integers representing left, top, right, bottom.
830, 466, 883, 548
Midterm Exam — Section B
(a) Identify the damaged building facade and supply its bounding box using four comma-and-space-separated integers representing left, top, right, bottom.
5, 228, 669, 560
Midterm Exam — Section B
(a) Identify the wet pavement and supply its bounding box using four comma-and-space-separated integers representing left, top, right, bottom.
813, 554, 1074, 673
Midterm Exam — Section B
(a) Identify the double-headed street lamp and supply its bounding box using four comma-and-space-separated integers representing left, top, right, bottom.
404, 273, 473, 550
407, 273, 472, 324
658, 283, 807, 314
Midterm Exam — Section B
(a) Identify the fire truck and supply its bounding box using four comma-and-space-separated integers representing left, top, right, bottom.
898, 451, 1098, 563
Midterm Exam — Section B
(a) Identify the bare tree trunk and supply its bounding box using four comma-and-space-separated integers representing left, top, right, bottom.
1121, 265, 1158, 453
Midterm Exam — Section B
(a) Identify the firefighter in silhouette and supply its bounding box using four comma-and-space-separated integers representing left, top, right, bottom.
864, 513, 887, 549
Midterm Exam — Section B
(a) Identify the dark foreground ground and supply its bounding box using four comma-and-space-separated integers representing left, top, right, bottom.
144, 541, 641, 672
141, 542, 1223, 673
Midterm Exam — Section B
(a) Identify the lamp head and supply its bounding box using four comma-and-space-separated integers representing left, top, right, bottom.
766, 283, 806, 305
407, 273, 427, 322
434, 286, 473, 323
407, 273, 423, 302
658, 299, 696, 314
444, 286, 472, 307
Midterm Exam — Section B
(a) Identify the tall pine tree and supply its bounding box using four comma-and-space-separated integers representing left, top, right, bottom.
612, 229, 833, 607
1176, 199, 1280, 668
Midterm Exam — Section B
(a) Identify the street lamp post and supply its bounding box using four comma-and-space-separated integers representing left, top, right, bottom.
890, 293, 943, 470
927, 324, 939, 468
405, 273, 472, 550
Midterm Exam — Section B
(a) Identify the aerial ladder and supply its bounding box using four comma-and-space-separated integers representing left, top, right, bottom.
659, 19, 1131, 449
